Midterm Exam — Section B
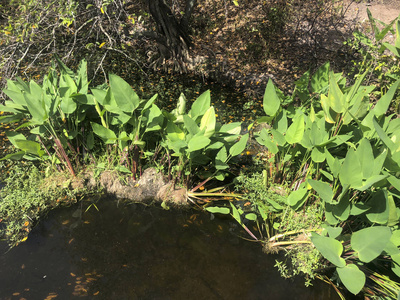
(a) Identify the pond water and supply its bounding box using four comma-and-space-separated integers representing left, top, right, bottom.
0, 198, 339, 300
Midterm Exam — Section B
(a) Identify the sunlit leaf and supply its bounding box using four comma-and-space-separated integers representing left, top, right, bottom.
229, 133, 249, 157
109, 74, 140, 112
336, 264, 365, 295
308, 179, 333, 203
205, 206, 230, 214
285, 114, 305, 144
263, 79, 280, 117
311, 233, 345, 267
351, 226, 392, 263
189, 90, 210, 121
187, 135, 210, 152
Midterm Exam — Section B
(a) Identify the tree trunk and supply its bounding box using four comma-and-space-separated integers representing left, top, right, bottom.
147, 0, 197, 72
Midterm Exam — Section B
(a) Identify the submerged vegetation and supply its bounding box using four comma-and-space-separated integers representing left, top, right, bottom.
1, 0, 400, 299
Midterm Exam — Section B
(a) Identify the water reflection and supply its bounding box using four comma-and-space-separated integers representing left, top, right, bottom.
0, 198, 339, 299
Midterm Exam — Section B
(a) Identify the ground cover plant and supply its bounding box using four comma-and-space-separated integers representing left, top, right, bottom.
0, 160, 94, 247
205, 17, 400, 298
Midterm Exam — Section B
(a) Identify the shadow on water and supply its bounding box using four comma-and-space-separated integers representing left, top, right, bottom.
0, 198, 339, 300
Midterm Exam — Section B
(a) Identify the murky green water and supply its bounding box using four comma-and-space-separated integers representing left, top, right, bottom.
0, 198, 339, 300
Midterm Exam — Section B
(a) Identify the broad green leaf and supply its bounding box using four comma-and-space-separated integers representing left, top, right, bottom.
91, 122, 117, 143
328, 192, 351, 221
255, 128, 278, 154
388, 175, 400, 193
373, 117, 397, 153
219, 122, 241, 134
0, 113, 24, 124
258, 206, 268, 221
91, 88, 107, 105
215, 146, 228, 170
187, 135, 210, 152
77, 59, 88, 93
356, 138, 374, 179
267, 198, 284, 211
350, 203, 370, 216
357, 174, 388, 192
310, 119, 329, 147
205, 206, 230, 214
206, 141, 224, 150
168, 139, 187, 154
24, 82, 47, 124
285, 114, 305, 144
339, 149, 363, 188
245, 213, 258, 221
383, 241, 400, 255
320, 94, 337, 123
55, 54, 75, 78
166, 121, 185, 142
229, 133, 249, 157
328, 72, 345, 113
263, 79, 280, 117
391, 253, 400, 277
0, 102, 25, 114
60, 94, 77, 114
230, 202, 242, 223
311, 147, 325, 162
175, 93, 186, 115
14, 140, 44, 156
0, 151, 25, 161
336, 264, 365, 295
189, 90, 210, 121
6, 131, 26, 148
373, 79, 400, 118
143, 94, 158, 112
365, 189, 390, 224
199, 106, 216, 138
273, 110, 287, 132
351, 226, 392, 263
308, 179, 333, 203
60, 73, 77, 94
311, 234, 345, 267
391, 230, 400, 247
72, 93, 94, 105
109, 73, 140, 112
145, 105, 164, 132
325, 149, 341, 177
372, 150, 387, 176
325, 226, 342, 239
343, 88, 369, 125
320, 170, 333, 181
219, 122, 241, 142
3, 83, 27, 107
115, 166, 132, 174
311, 62, 330, 93
286, 187, 308, 208
270, 129, 286, 146
214, 171, 227, 181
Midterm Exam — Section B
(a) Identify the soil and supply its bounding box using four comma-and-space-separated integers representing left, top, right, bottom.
345, 0, 400, 43
346, 0, 400, 24
183, 0, 400, 99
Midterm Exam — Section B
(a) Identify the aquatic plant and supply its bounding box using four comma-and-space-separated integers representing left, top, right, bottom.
0, 57, 247, 186
205, 23, 400, 296
242, 61, 400, 297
